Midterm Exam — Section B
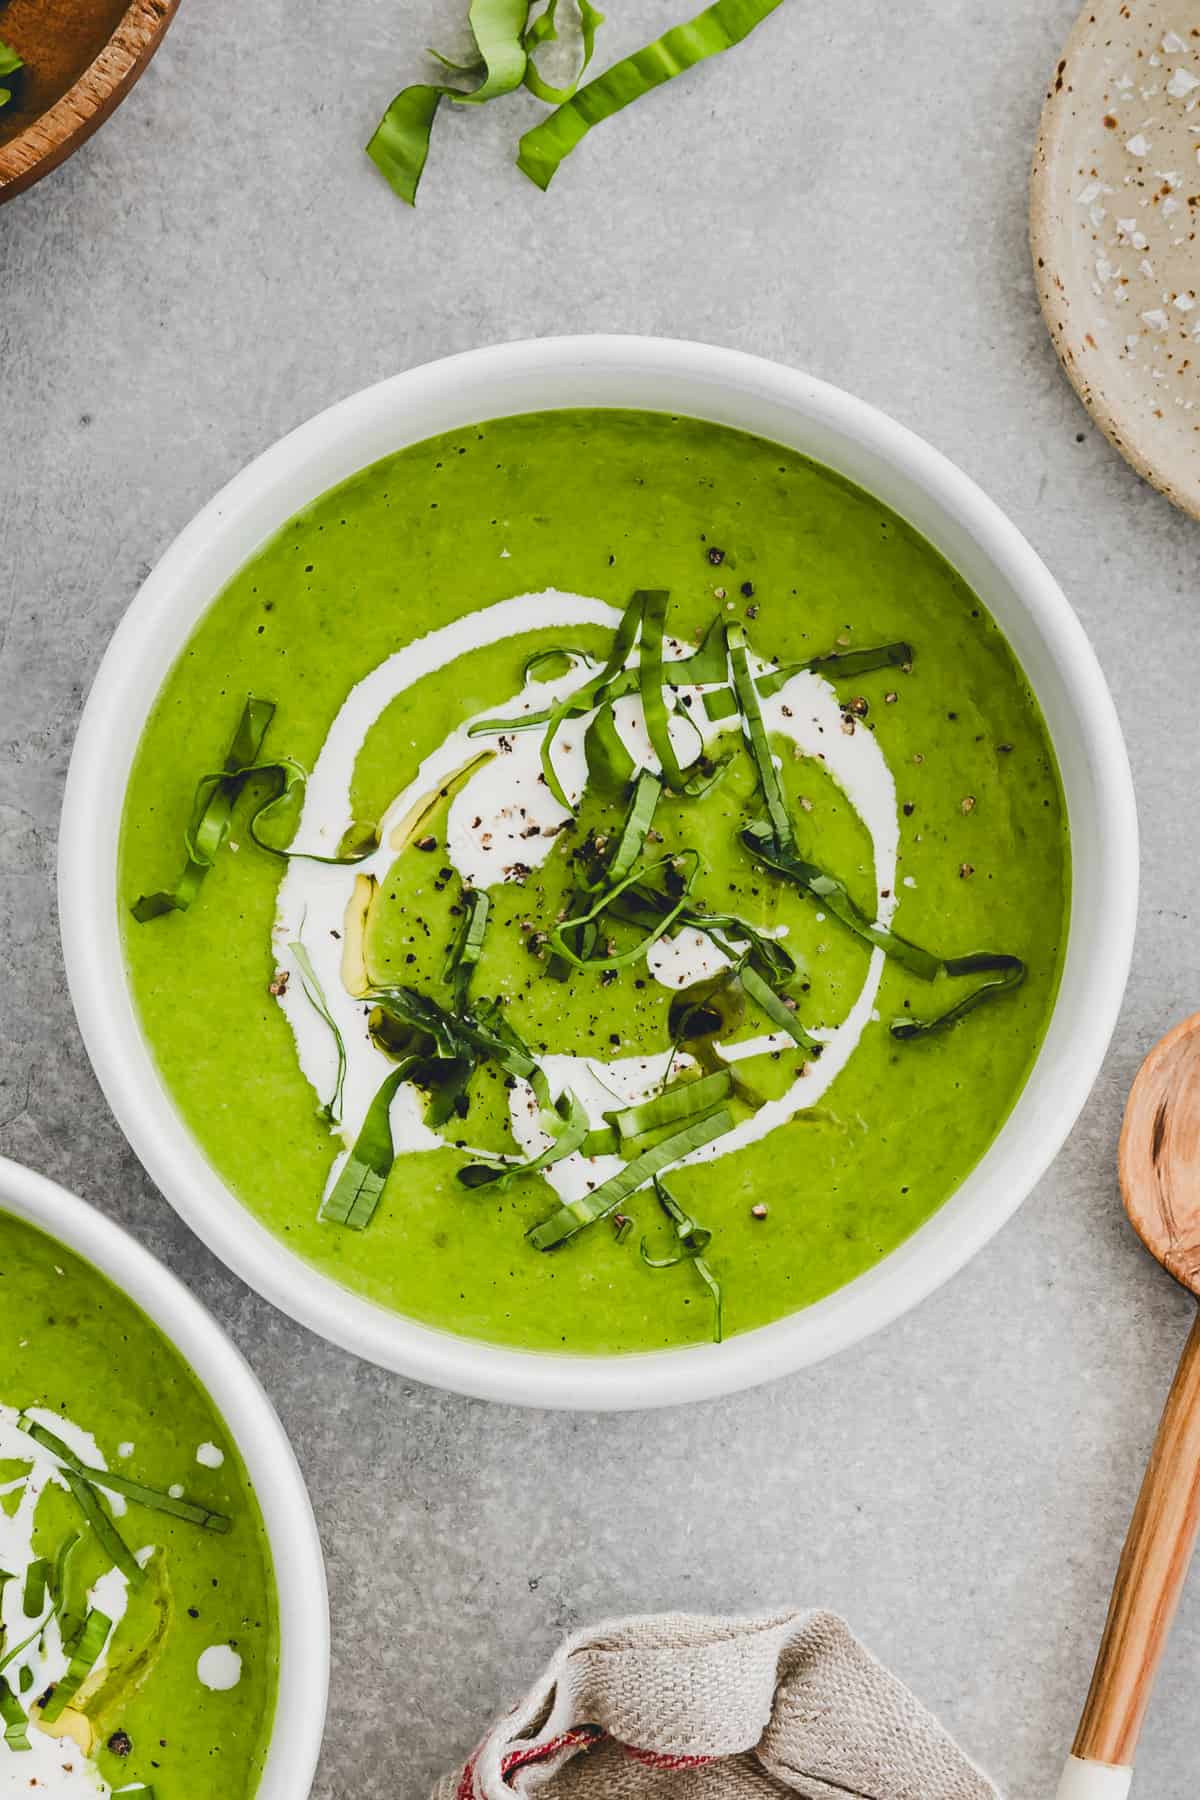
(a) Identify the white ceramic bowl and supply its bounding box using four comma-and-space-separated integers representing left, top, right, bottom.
0, 1155, 329, 1794
59, 335, 1138, 1410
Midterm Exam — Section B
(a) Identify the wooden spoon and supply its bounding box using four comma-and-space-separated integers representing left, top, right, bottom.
1058, 1012, 1200, 1799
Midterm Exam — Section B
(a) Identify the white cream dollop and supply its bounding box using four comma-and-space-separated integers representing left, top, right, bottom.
197, 1644, 242, 1692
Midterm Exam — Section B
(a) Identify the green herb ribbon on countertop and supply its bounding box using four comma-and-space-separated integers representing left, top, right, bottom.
522, 0, 605, 103
518, 0, 785, 190
368, 0, 783, 205
367, 0, 531, 204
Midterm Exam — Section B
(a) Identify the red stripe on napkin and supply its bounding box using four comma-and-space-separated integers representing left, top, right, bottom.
457, 1723, 712, 1794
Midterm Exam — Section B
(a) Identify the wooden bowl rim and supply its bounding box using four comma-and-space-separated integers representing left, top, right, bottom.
0, 0, 179, 203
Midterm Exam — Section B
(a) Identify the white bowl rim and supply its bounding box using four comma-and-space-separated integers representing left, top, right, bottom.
58, 332, 1139, 1411
0, 1154, 330, 1796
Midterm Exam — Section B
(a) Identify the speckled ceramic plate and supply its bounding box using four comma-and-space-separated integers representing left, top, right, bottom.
1032, 0, 1200, 518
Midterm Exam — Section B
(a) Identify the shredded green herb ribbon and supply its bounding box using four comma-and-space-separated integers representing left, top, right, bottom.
546, 850, 701, 971
132, 697, 377, 922
528, 1106, 731, 1249
458, 1084, 589, 1189
322, 990, 542, 1216
738, 961, 819, 1053
607, 878, 797, 997
20, 1559, 48, 1621
62, 1471, 143, 1589
516, 0, 784, 189
742, 824, 1025, 1034
364, 85, 443, 205
0, 1675, 29, 1750
470, 592, 716, 792
583, 700, 635, 794
582, 768, 660, 891
759, 640, 913, 698
726, 621, 792, 848
538, 592, 645, 807
51, 1533, 82, 1653
39, 1607, 112, 1724
368, 986, 539, 1079
523, 645, 595, 683
595, 1069, 732, 1152
20, 1419, 231, 1535
524, 0, 606, 102
638, 589, 696, 791
702, 639, 913, 722
368, 0, 532, 203
291, 938, 349, 1125
131, 697, 274, 920
319, 1064, 413, 1230
640, 1176, 723, 1342
741, 822, 937, 978
445, 887, 490, 1011
890, 952, 1026, 1037
458, 0, 531, 100
0, 1612, 49, 1677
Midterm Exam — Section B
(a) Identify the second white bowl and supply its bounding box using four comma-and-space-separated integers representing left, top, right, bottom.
0, 1155, 329, 1796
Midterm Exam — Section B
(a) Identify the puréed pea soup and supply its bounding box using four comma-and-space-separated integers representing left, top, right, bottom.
119, 410, 1069, 1354
0, 1210, 278, 1796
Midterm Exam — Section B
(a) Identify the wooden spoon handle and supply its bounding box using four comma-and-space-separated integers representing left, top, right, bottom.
1071, 1307, 1200, 1776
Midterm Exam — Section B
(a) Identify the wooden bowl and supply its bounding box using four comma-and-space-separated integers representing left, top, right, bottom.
0, 0, 178, 205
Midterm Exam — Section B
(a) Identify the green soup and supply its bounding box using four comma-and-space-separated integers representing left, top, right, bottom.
0, 1211, 278, 1795
120, 410, 1069, 1355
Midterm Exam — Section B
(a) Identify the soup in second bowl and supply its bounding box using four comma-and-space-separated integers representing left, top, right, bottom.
0, 1210, 278, 1796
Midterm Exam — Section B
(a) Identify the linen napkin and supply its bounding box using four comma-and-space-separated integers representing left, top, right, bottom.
435, 1609, 998, 1800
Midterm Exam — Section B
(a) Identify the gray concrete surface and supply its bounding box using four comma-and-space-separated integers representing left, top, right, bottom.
2, 2, 1199, 1794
